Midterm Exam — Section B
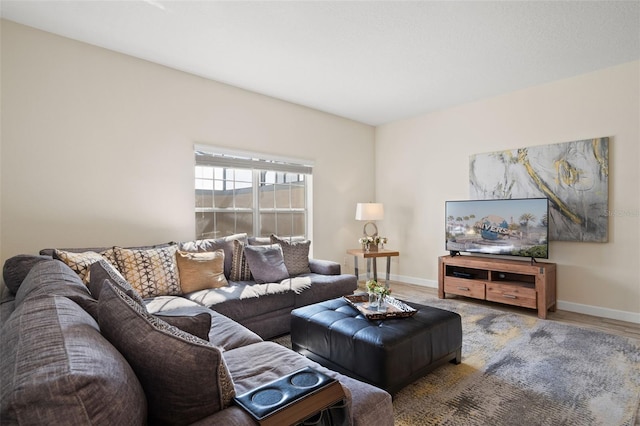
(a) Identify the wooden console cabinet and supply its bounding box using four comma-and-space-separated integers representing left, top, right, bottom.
438, 255, 556, 319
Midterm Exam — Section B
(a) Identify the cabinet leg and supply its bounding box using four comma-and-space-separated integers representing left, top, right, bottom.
451, 348, 462, 365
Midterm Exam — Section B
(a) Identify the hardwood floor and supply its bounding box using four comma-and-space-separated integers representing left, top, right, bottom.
359, 280, 640, 340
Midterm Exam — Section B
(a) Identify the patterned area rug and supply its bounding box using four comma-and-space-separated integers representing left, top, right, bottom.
275, 298, 640, 425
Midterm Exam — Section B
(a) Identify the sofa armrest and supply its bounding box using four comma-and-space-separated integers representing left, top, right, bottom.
309, 259, 342, 275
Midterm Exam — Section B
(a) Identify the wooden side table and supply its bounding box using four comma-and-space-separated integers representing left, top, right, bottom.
346, 248, 399, 287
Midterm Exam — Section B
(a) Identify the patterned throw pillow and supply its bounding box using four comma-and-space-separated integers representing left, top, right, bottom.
175, 250, 228, 293
113, 245, 181, 298
270, 235, 311, 276
54, 249, 118, 284
97, 281, 235, 424
230, 240, 252, 281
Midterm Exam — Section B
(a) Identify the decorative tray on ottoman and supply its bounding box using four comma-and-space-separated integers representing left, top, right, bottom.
342, 294, 417, 320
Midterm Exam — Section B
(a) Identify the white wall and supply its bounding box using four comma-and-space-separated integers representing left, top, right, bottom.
0, 20, 375, 266
376, 61, 640, 322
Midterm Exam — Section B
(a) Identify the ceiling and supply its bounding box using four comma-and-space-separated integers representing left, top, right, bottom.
2, 1, 639, 126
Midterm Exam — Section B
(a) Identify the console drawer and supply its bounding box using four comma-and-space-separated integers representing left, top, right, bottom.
444, 278, 485, 299
486, 283, 536, 309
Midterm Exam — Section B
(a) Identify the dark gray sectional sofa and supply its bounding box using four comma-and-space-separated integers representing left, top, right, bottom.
179, 257, 356, 339
0, 237, 393, 425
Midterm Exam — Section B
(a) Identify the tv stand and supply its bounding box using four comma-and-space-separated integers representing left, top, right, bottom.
438, 255, 556, 319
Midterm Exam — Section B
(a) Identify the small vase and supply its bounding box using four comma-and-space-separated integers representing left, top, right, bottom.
376, 294, 386, 311
368, 292, 377, 308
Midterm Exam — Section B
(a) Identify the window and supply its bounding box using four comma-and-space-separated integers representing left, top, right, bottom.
194, 146, 313, 240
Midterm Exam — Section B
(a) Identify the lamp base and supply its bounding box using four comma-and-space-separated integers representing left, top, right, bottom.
362, 222, 378, 238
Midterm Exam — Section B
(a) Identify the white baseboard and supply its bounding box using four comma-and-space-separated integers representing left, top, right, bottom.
362, 274, 640, 325
556, 300, 640, 324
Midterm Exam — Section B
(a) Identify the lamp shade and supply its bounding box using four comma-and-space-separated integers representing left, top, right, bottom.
355, 203, 384, 221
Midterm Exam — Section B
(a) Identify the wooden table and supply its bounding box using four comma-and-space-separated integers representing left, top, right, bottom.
346, 248, 399, 286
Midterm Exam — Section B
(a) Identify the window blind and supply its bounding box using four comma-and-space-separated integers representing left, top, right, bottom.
195, 145, 313, 175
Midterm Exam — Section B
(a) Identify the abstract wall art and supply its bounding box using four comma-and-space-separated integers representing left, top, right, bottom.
469, 137, 609, 242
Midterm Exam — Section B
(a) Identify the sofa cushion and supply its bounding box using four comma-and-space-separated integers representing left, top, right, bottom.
0, 295, 147, 424
243, 244, 289, 284
114, 245, 181, 298
186, 281, 297, 323
54, 249, 118, 283
271, 234, 311, 276
144, 296, 263, 350
178, 233, 247, 279
230, 240, 252, 281
224, 341, 352, 417
293, 273, 358, 308
2, 254, 51, 294
97, 281, 235, 424
39, 242, 173, 258
176, 249, 228, 293
13, 260, 99, 319
247, 236, 272, 245
223, 341, 394, 426
309, 258, 342, 275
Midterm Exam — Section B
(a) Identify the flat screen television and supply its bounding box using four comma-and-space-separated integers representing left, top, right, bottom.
445, 198, 549, 259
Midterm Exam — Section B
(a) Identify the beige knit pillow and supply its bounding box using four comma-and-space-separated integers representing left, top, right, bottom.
176, 249, 228, 293
54, 249, 118, 284
114, 245, 181, 298
270, 235, 311, 276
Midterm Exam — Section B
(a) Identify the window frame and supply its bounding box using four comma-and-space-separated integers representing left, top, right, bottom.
194, 145, 314, 241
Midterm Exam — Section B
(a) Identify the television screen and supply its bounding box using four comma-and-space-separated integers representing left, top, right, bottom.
445, 198, 549, 259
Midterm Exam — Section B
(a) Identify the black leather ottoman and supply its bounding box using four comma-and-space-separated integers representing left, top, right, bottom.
290, 297, 462, 395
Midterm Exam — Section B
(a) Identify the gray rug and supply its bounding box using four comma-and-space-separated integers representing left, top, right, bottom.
274, 298, 640, 425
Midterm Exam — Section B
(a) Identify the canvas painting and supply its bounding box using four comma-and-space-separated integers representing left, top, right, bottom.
469, 137, 609, 242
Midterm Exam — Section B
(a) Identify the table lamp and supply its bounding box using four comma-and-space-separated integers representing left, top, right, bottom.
355, 203, 384, 237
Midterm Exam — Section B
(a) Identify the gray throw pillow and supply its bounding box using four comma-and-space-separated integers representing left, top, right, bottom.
89, 260, 211, 341
270, 234, 311, 276
154, 312, 212, 342
97, 281, 235, 424
243, 244, 290, 284
88, 259, 145, 305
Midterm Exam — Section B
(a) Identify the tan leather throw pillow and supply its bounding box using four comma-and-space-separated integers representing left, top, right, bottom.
176, 249, 228, 293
